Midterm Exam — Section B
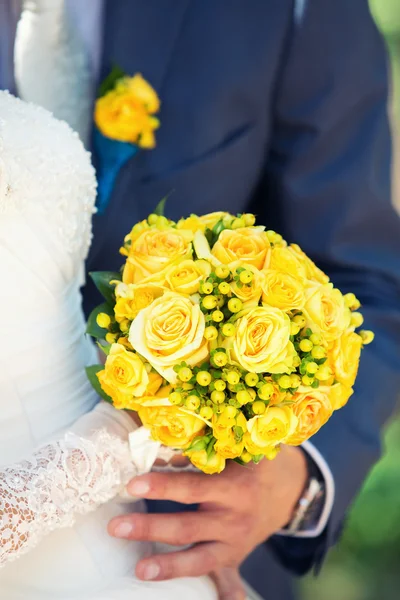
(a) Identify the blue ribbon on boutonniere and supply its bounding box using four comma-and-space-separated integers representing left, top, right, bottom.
93, 67, 161, 215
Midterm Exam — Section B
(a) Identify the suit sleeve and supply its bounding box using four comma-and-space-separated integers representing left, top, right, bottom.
264, 0, 400, 574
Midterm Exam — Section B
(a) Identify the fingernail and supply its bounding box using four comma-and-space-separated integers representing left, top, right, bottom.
143, 562, 161, 581
128, 480, 150, 496
113, 521, 133, 538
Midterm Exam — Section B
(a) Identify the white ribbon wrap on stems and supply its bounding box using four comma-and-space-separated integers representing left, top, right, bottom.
128, 426, 161, 475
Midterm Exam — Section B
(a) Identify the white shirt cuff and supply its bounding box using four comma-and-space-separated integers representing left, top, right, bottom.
277, 441, 335, 538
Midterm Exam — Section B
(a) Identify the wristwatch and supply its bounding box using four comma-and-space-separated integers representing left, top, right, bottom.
283, 451, 326, 536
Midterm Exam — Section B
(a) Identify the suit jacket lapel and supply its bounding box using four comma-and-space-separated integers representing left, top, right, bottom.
100, 0, 191, 93
89, 0, 191, 263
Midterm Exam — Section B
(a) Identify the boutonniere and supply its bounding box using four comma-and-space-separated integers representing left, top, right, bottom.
93, 67, 160, 213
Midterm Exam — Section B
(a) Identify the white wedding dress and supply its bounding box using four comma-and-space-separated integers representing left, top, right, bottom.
0, 91, 217, 600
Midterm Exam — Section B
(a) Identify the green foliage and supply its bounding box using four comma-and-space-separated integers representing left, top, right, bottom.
153, 197, 167, 216
98, 65, 126, 98
85, 365, 113, 403
153, 191, 175, 217
96, 341, 111, 356
89, 271, 121, 306
86, 302, 114, 339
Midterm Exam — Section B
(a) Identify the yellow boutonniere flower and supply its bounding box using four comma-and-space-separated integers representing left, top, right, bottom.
95, 72, 160, 148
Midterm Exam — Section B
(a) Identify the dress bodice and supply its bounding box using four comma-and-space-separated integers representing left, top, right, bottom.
0, 91, 98, 463
0, 91, 217, 600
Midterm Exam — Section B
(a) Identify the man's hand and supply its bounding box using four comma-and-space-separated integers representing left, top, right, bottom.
109, 446, 307, 593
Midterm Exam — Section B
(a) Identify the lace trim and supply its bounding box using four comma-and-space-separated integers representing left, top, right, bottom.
0, 430, 135, 568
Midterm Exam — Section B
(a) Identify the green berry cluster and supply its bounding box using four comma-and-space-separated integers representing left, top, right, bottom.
170, 352, 283, 421
197, 265, 258, 342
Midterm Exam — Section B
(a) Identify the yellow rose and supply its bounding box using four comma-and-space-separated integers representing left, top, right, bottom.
185, 449, 226, 474
329, 382, 354, 411
117, 336, 134, 351
139, 383, 173, 409
268, 384, 290, 406
289, 244, 330, 284
212, 228, 270, 270
230, 264, 264, 307
247, 406, 298, 449
285, 387, 333, 445
243, 433, 280, 459
265, 246, 306, 280
227, 306, 297, 373
198, 212, 230, 230
329, 329, 362, 388
145, 371, 164, 396
120, 74, 160, 113
114, 283, 165, 323
212, 411, 247, 441
304, 283, 351, 342
163, 259, 212, 294
129, 291, 208, 383
262, 270, 305, 312
176, 211, 230, 233
176, 212, 230, 234
214, 434, 244, 459
97, 343, 149, 409
118, 371, 166, 412
139, 405, 205, 448
121, 220, 151, 254
95, 75, 160, 147
176, 215, 205, 234
123, 227, 193, 284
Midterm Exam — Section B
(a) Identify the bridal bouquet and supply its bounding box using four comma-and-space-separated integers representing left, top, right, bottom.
87, 207, 374, 474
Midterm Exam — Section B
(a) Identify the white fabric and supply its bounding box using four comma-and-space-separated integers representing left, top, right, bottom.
0, 412, 136, 568
14, 0, 94, 145
128, 427, 161, 476
294, 0, 308, 25
0, 91, 216, 599
67, 0, 104, 84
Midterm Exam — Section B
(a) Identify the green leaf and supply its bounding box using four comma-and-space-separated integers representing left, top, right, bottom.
206, 437, 217, 455
89, 271, 121, 306
96, 342, 111, 356
252, 454, 265, 464
98, 65, 126, 98
85, 365, 113, 403
212, 219, 225, 238
205, 228, 214, 246
86, 302, 114, 339
153, 197, 167, 216
153, 191, 174, 216
233, 426, 244, 442
187, 435, 211, 453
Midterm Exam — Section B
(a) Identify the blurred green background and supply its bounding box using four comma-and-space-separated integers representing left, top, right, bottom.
300, 2, 400, 599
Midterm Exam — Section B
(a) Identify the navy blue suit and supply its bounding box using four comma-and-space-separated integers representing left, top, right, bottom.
85, 1, 400, 597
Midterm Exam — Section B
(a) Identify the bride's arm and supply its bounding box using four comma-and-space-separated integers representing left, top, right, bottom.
0, 402, 138, 567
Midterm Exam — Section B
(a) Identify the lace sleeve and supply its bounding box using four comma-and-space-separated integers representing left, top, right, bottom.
0, 407, 137, 568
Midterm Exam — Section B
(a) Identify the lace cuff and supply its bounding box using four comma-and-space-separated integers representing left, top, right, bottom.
0, 428, 136, 567
0, 402, 199, 568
